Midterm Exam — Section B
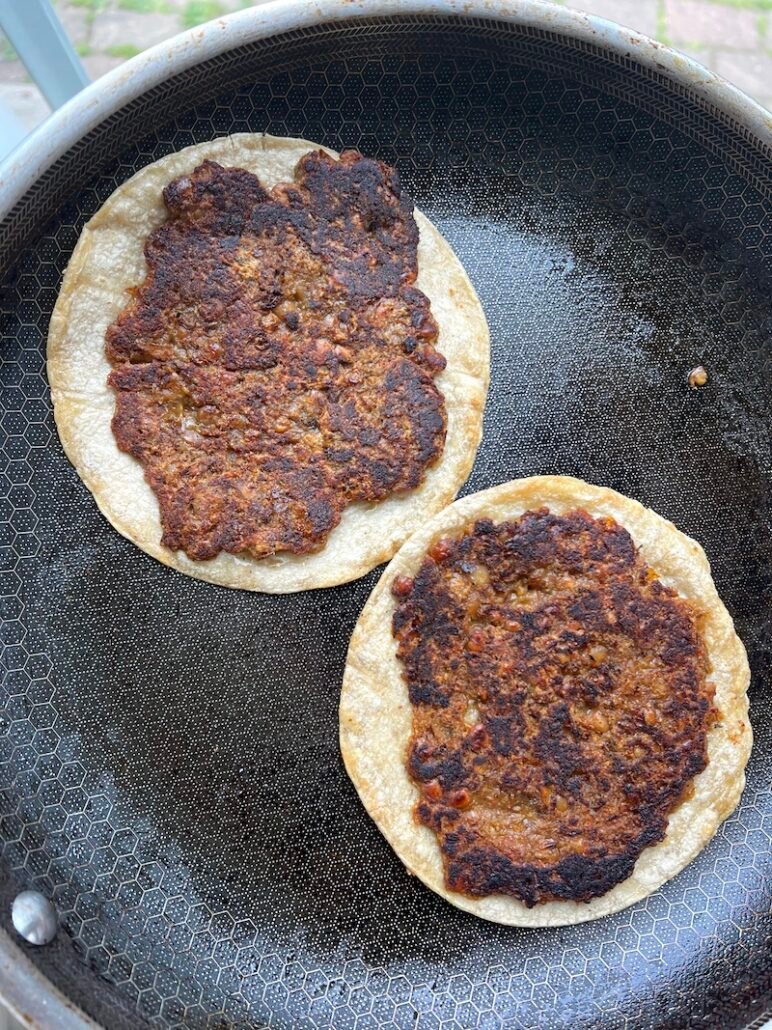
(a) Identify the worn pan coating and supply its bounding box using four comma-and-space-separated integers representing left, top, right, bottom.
0, 3, 770, 1028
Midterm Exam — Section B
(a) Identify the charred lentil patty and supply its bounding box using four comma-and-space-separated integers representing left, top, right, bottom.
391, 509, 715, 906
106, 151, 446, 560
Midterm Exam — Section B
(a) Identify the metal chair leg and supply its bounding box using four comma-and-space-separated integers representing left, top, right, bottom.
0, 0, 89, 110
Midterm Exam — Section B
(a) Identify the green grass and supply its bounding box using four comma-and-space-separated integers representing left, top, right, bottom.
118, 0, 173, 12
0, 34, 17, 61
106, 43, 143, 58
68, 0, 108, 9
703, 0, 772, 8
181, 0, 226, 29
656, 0, 671, 43
757, 10, 769, 39
182, 0, 226, 27
75, 41, 93, 56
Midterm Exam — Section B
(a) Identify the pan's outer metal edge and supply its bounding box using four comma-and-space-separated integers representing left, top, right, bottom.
0, 2, 770, 1029
0, 0, 770, 215
0, 929, 101, 1030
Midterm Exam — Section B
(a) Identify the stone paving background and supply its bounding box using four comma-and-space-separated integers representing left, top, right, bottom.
0, 0, 771, 144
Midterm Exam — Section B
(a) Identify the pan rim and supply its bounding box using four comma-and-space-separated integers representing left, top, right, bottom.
0, 3, 770, 1029
0, 925, 101, 1029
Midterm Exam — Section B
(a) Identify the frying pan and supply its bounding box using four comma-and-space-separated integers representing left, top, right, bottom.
0, 2, 770, 1027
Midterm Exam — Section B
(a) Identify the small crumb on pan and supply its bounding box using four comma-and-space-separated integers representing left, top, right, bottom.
688, 365, 709, 389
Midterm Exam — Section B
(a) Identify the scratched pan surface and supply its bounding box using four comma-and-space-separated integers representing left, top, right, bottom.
0, 11, 771, 1030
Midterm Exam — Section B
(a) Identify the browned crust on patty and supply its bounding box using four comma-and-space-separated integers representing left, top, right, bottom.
47, 134, 489, 592
106, 152, 447, 562
391, 508, 714, 906
340, 476, 751, 926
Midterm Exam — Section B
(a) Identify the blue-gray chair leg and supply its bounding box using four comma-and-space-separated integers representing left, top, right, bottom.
0, 0, 89, 110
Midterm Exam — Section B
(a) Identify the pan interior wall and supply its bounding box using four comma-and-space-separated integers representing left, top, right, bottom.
0, 21, 770, 1030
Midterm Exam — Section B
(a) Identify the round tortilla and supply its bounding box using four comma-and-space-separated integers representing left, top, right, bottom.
339, 475, 752, 926
47, 134, 489, 592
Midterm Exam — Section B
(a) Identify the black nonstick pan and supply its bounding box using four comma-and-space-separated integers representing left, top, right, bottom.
0, 3, 770, 1027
